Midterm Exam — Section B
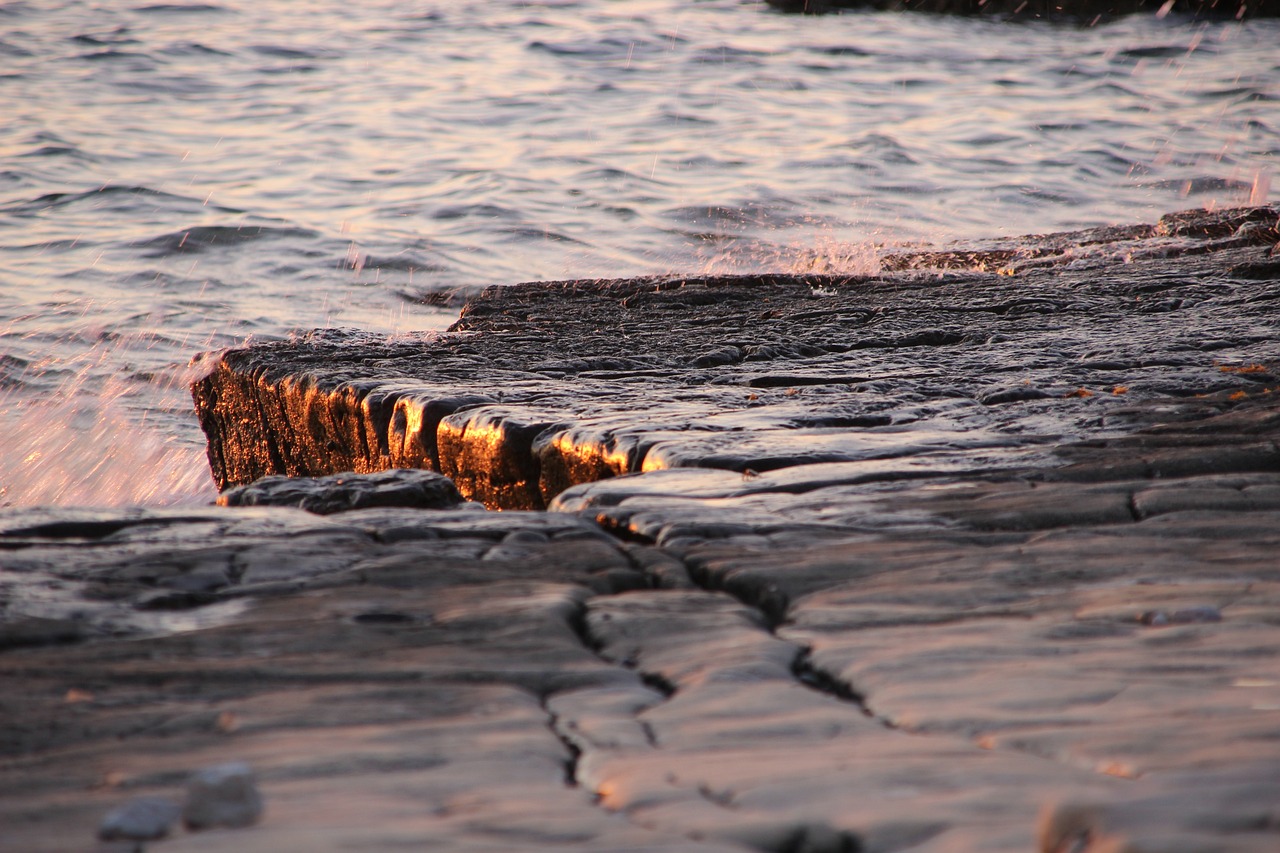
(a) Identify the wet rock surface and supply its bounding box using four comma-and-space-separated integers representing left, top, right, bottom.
216, 467, 469, 514
1, 506, 727, 852
5, 207, 1280, 851
194, 205, 1280, 511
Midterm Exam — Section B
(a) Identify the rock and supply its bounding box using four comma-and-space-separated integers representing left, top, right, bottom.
0, 504, 640, 639
182, 762, 263, 830
0, 616, 89, 650
216, 468, 468, 514
5, 206, 1280, 851
764, 0, 1279, 20
98, 796, 180, 841
192, 206, 1280, 511
0, 510, 740, 852
1039, 763, 1280, 853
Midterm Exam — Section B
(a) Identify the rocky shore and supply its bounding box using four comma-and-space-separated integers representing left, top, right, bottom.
3, 206, 1279, 852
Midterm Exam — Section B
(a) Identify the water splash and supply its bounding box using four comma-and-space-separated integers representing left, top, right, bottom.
0, 336, 218, 508
695, 232, 882, 277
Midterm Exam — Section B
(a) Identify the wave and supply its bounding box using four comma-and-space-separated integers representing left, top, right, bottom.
498, 226, 587, 245
159, 41, 232, 57
527, 35, 676, 60
358, 253, 450, 273
133, 3, 229, 12
70, 27, 136, 48
431, 203, 522, 221
132, 224, 320, 257
0, 354, 30, 390
1139, 176, 1255, 193
250, 44, 336, 60
1, 185, 242, 218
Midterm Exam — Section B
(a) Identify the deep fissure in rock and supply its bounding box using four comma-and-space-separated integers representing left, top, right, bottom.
790, 647, 882, 724
543, 701, 583, 789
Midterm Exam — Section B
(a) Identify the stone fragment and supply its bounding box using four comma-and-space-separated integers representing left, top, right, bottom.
182, 762, 263, 830
98, 796, 180, 841
0, 616, 88, 650
216, 468, 467, 514
1138, 605, 1223, 626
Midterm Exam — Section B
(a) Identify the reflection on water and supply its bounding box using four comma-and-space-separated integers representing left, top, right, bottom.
0, 0, 1275, 506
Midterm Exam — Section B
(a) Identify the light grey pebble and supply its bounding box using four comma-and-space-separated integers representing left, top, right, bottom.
1171, 605, 1222, 623
98, 795, 180, 841
183, 761, 263, 830
1138, 605, 1223, 627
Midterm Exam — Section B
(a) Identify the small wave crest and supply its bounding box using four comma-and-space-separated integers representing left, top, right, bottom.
695, 233, 881, 278
132, 223, 320, 257
1, 185, 241, 218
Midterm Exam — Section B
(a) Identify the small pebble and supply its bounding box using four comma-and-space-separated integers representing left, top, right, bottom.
1171, 605, 1222, 623
98, 795, 180, 841
1138, 605, 1222, 627
183, 761, 263, 830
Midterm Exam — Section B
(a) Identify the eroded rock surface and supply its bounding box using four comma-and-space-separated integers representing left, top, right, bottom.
0, 506, 732, 852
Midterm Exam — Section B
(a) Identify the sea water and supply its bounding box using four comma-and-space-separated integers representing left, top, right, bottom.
0, 0, 1276, 507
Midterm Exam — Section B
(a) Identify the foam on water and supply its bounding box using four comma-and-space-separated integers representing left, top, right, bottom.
0, 0, 1275, 506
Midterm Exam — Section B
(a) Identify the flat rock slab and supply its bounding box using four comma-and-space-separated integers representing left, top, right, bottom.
193, 205, 1280, 512
0, 505, 739, 852
3, 497, 1278, 851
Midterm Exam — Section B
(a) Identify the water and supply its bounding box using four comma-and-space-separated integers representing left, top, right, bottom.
1, 0, 1276, 508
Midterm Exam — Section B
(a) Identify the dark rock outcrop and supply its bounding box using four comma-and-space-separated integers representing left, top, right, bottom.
216, 468, 469, 514
764, 0, 1279, 20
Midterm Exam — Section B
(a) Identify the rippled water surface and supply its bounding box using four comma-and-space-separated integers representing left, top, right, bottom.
1, 0, 1276, 506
